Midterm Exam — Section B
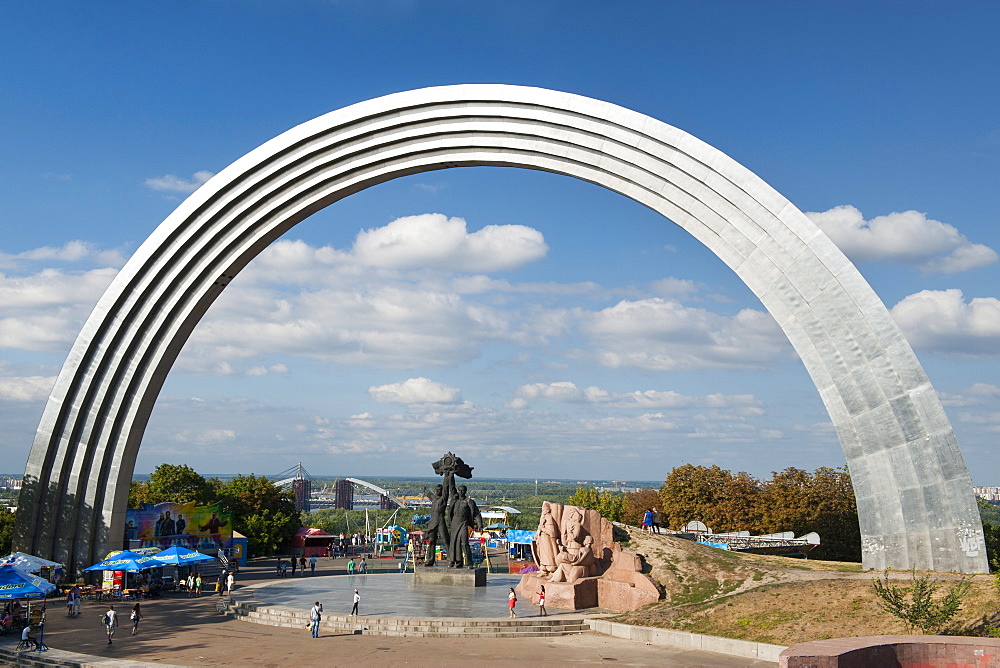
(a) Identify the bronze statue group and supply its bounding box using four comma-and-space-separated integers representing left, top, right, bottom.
422, 453, 484, 568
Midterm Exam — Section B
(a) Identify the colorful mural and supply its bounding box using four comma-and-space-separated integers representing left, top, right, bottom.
126, 501, 233, 551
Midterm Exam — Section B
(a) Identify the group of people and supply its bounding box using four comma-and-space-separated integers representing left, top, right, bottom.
346, 558, 367, 574
507, 586, 547, 618
277, 555, 318, 577
101, 602, 143, 644
642, 508, 662, 534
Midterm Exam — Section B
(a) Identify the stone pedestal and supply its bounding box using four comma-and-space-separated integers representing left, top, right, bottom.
414, 566, 487, 587
517, 574, 598, 609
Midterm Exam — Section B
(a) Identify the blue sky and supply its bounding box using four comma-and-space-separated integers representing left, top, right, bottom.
2, 2, 998, 482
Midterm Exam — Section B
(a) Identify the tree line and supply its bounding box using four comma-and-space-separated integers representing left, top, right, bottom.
129, 464, 301, 558
569, 464, 862, 562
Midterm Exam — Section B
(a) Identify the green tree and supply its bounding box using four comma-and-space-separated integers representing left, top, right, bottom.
0, 507, 15, 554
871, 569, 972, 634
217, 474, 300, 557
566, 487, 627, 522
754, 466, 860, 562
624, 489, 661, 526
133, 464, 220, 506
659, 464, 760, 532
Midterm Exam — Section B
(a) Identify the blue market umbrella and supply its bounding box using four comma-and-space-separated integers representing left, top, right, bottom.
0, 564, 56, 599
83, 550, 159, 572
149, 546, 216, 566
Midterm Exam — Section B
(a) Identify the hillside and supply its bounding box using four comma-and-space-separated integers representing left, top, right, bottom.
613, 527, 1000, 646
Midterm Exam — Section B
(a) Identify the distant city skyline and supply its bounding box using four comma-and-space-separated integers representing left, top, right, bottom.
2, 3, 997, 482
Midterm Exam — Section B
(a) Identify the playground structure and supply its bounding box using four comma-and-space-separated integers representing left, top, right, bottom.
677, 520, 821, 557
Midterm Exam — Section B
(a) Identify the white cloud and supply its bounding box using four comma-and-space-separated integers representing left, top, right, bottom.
582, 298, 786, 370
171, 428, 237, 445
144, 170, 214, 194
509, 381, 761, 410
649, 277, 699, 300
246, 364, 289, 377
352, 213, 548, 272
939, 383, 1000, 407
0, 242, 126, 270
807, 205, 998, 274
0, 375, 54, 401
0, 267, 118, 351
890, 289, 1000, 356
369, 377, 463, 404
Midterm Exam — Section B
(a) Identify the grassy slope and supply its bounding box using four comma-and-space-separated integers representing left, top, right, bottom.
611, 528, 999, 645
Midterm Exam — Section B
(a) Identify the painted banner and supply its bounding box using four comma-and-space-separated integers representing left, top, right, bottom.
126, 501, 233, 551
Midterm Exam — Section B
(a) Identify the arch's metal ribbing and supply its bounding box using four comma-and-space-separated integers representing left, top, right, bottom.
15, 85, 986, 573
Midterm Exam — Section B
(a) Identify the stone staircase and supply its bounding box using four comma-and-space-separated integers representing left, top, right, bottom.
217, 596, 591, 638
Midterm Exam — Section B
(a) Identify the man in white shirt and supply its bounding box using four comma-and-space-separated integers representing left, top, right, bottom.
21, 624, 38, 650
309, 601, 323, 638
351, 589, 360, 616
104, 605, 118, 644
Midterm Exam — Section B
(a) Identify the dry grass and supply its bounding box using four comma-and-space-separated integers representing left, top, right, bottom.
611, 528, 999, 646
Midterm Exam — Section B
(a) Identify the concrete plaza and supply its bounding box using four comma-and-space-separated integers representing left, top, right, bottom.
0, 557, 776, 666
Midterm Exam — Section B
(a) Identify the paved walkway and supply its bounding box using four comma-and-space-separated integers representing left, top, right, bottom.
1, 558, 776, 667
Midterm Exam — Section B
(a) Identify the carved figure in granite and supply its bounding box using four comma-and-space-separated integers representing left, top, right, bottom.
520, 501, 662, 612
535, 501, 560, 576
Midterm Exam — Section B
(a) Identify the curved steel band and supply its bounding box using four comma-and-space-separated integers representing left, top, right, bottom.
15, 84, 986, 573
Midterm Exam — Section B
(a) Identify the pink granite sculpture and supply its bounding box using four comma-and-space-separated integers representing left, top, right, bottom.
516, 502, 661, 612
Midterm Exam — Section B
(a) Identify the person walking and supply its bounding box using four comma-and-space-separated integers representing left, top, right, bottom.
290, 559, 296, 576
73, 586, 82, 616
280, 561, 288, 578
103, 605, 118, 644
217, 575, 225, 596
65, 589, 75, 616
195, 573, 203, 597
347, 558, 355, 575
537, 585, 547, 616
359, 558, 367, 574
642, 509, 655, 534
508, 588, 517, 618
300, 556, 307, 575
350, 589, 360, 616
309, 556, 317, 575
226, 572, 235, 593
129, 602, 143, 636
186, 573, 195, 597
309, 601, 323, 638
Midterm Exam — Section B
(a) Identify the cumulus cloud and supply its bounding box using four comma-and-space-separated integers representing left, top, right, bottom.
352, 213, 548, 272
891, 289, 1000, 356
0, 241, 126, 270
369, 377, 463, 404
144, 170, 214, 194
0, 375, 54, 401
807, 205, 997, 274
0, 267, 118, 351
649, 277, 699, 300
186, 283, 512, 371
582, 298, 786, 370
171, 428, 237, 445
508, 381, 761, 410
939, 383, 1000, 407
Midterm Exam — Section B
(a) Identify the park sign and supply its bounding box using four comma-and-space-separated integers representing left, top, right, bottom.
126, 501, 233, 552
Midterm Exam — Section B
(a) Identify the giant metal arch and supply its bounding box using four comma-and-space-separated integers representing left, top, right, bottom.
15, 85, 987, 574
